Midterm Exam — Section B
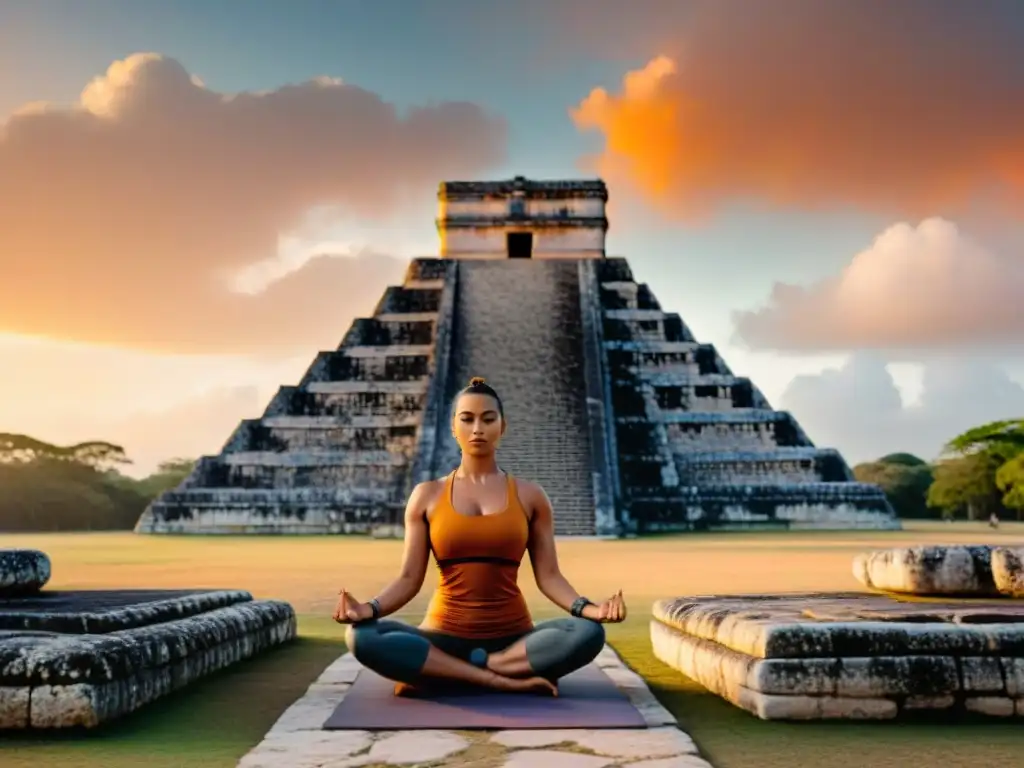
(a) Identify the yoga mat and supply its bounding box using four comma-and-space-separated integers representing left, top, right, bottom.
322, 663, 648, 730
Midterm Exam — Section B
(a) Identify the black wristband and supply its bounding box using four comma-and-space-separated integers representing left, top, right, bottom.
368, 598, 381, 620
570, 596, 593, 618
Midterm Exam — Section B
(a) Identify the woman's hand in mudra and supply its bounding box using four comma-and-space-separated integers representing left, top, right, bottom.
592, 590, 627, 623
331, 589, 374, 624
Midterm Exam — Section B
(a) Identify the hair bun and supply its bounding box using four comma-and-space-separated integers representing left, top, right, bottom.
469, 376, 486, 387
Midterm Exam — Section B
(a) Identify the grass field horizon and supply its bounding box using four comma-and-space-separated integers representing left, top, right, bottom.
3, 521, 1024, 768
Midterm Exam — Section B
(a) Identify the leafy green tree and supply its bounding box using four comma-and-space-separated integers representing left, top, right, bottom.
854, 455, 934, 518
0, 433, 130, 470
928, 450, 1008, 520
0, 432, 194, 531
878, 452, 928, 467
995, 453, 1024, 513
946, 419, 1024, 457
937, 419, 1024, 519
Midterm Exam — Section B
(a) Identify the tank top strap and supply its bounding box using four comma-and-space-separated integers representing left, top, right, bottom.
438, 470, 457, 513
504, 472, 529, 520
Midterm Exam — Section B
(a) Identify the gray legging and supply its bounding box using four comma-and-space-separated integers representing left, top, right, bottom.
347, 616, 605, 684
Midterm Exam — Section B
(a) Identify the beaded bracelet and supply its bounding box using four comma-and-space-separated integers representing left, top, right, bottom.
368, 598, 382, 620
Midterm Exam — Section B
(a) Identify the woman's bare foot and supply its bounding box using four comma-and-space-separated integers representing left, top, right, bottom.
393, 681, 422, 697
493, 674, 558, 696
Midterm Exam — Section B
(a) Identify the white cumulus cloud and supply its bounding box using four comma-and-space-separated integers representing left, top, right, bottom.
734, 218, 1024, 352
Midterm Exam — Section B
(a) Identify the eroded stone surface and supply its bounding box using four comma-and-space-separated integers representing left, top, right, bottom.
0, 687, 28, 728
651, 592, 1024, 721
267, 686, 350, 734
0, 588, 253, 634
368, 731, 470, 764
491, 726, 696, 758
853, 545, 1004, 596
993, 548, 1024, 597
238, 730, 374, 768
0, 549, 50, 597
239, 645, 709, 768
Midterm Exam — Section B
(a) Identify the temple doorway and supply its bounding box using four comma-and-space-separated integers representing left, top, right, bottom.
507, 232, 533, 258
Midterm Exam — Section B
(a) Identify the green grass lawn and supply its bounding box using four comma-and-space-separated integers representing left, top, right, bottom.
3, 522, 1024, 767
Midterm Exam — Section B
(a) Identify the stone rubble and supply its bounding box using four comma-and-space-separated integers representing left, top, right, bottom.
237, 644, 712, 768
651, 592, 1024, 720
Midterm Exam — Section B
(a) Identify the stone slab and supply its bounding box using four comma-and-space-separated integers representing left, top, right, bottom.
853, 545, 1024, 597
0, 592, 297, 729
651, 592, 1024, 720
0, 549, 51, 596
653, 591, 1024, 659
238, 645, 712, 767
0, 588, 252, 633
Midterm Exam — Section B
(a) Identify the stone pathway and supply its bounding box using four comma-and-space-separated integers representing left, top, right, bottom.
237, 644, 713, 768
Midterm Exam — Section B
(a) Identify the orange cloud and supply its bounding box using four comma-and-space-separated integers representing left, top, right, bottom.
0, 54, 506, 354
570, 2, 1024, 220
733, 218, 1024, 352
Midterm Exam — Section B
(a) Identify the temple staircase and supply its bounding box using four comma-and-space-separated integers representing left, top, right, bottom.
431, 260, 599, 536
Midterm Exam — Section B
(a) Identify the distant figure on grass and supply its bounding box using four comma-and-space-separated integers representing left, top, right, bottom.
332, 376, 627, 697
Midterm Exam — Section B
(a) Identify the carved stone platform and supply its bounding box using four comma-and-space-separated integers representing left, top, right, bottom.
854, 545, 1024, 596
0, 587, 296, 729
650, 592, 1024, 720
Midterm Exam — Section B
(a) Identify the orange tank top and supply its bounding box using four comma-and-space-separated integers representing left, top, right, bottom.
421, 471, 534, 639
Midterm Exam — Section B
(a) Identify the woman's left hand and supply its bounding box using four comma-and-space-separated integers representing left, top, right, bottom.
591, 590, 627, 623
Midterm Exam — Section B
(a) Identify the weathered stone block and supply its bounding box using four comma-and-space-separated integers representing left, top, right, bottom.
904, 694, 955, 710
0, 594, 296, 729
961, 656, 1005, 693
993, 547, 1024, 597
653, 593, 1022, 659
0, 550, 51, 596
965, 696, 1015, 717
0, 687, 28, 728
651, 592, 1024, 720
1002, 657, 1024, 696
853, 545, 997, 595
835, 656, 959, 698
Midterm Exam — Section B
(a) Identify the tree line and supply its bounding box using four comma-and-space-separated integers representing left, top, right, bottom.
853, 419, 1024, 521
0, 433, 194, 531
1, 418, 1022, 531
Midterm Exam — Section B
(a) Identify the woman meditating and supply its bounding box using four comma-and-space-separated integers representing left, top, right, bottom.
332, 377, 628, 696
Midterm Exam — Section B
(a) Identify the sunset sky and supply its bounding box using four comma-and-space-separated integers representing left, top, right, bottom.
2, 0, 1023, 476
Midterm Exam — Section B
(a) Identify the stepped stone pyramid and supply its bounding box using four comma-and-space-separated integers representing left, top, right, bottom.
136, 176, 897, 537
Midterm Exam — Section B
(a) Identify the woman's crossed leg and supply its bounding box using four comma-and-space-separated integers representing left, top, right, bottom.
346, 616, 605, 693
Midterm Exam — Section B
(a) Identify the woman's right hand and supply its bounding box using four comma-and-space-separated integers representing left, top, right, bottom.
332, 589, 375, 624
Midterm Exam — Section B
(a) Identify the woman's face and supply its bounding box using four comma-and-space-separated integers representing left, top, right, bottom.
452, 393, 505, 455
